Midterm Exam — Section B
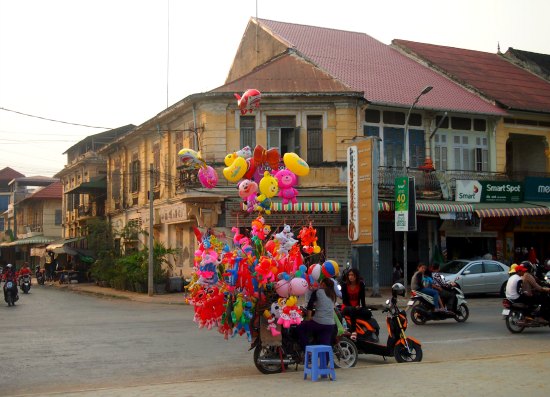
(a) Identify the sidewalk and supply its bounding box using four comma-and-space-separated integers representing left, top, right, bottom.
49, 281, 397, 307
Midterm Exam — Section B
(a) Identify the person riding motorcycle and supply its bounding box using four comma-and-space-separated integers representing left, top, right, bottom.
3, 263, 19, 301
518, 261, 550, 324
411, 263, 444, 311
431, 263, 457, 312
505, 264, 523, 301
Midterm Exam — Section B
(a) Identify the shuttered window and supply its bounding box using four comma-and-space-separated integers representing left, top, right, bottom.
240, 116, 256, 149
307, 115, 323, 165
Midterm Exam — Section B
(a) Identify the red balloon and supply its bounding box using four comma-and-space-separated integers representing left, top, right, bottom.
234, 89, 261, 115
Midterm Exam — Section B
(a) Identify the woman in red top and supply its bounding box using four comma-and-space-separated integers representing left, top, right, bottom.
341, 268, 370, 340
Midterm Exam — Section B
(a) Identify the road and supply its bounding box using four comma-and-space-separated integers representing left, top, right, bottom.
1, 285, 550, 396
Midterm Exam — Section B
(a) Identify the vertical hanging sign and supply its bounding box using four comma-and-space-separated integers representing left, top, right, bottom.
347, 139, 374, 244
395, 177, 409, 231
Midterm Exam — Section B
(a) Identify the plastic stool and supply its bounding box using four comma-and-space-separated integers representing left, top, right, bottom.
303, 345, 336, 381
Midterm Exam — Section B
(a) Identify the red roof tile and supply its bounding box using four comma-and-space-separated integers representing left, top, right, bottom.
25, 181, 63, 200
0, 167, 25, 182
212, 52, 356, 93
256, 18, 506, 116
393, 40, 550, 113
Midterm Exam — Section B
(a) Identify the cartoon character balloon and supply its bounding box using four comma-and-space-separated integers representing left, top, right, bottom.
234, 89, 261, 115
198, 166, 219, 189
275, 169, 298, 205
283, 152, 309, 176
178, 148, 206, 168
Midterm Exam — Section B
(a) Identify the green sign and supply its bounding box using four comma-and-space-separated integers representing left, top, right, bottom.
524, 177, 550, 201
480, 181, 523, 203
395, 177, 408, 231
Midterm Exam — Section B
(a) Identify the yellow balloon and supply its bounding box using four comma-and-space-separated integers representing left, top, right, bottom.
283, 152, 309, 176
224, 152, 238, 167
258, 171, 279, 198
223, 156, 248, 182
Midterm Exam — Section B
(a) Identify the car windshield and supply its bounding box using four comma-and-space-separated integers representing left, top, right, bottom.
440, 260, 469, 274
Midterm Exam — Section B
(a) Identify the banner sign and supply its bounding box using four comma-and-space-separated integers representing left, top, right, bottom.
524, 177, 550, 201
347, 139, 374, 244
395, 177, 409, 231
456, 180, 523, 203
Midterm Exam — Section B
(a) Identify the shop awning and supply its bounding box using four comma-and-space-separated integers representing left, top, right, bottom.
46, 237, 84, 255
376, 200, 473, 213
0, 235, 56, 247
240, 201, 341, 212
65, 177, 106, 195
416, 200, 474, 213
474, 202, 550, 218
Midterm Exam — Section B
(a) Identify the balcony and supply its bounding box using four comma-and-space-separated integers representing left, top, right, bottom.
176, 166, 201, 192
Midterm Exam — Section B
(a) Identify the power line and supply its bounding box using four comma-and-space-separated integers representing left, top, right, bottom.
0, 107, 112, 129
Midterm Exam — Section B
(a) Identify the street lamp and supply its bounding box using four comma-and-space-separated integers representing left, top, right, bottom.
402, 85, 432, 292
404, 86, 433, 168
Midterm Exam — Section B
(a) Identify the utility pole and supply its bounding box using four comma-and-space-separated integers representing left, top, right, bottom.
148, 163, 154, 296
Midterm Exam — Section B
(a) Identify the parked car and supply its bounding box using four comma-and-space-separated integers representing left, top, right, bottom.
439, 259, 510, 296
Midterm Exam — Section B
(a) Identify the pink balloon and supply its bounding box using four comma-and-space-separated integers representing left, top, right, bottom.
290, 277, 309, 296
275, 279, 290, 298
198, 166, 218, 189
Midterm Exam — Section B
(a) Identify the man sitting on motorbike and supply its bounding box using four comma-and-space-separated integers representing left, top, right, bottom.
505, 264, 523, 302
518, 261, 550, 324
411, 263, 444, 311
3, 264, 19, 299
431, 263, 457, 312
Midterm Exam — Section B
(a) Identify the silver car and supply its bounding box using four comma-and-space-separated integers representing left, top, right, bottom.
439, 260, 510, 295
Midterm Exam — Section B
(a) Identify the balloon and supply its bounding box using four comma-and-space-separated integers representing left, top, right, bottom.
258, 171, 279, 199
225, 146, 253, 166
234, 89, 261, 115
322, 260, 339, 279
238, 179, 258, 200
254, 145, 280, 170
308, 263, 322, 282
275, 279, 290, 298
198, 166, 218, 189
283, 152, 309, 176
223, 156, 248, 182
243, 157, 257, 180
290, 277, 309, 296
178, 148, 206, 168
274, 169, 298, 205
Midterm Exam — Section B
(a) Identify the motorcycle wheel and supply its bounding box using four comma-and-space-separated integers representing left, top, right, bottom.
333, 336, 358, 368
394, 340, 422, 363
253, 343, 283, 374
505, 310, 526, 334
23, 286, 30, 294
7, 294, 13, 307
454, 304, 469, 323
410, 306, 427, 325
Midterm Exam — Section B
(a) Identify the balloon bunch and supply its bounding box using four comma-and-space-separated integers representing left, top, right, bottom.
225, 144, 310, 214
186, 218, 339, 341
177, 148, 219, 189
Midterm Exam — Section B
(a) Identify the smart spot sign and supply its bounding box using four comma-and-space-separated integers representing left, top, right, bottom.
456, 180, 523, 203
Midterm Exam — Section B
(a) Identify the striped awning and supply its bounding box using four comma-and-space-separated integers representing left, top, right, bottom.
377, 200, 473, 213
416, 201, 474, 213
0, 235, 56, 247
475, 205, 550, 218
240, 201, 341, 212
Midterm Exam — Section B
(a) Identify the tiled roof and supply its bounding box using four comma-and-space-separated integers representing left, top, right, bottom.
393, 40, 550, 113
24, 181, 63, 200
505, 48, 550, 82
0, 167, 25, 182
211, 52, 356, 93
256, 18, 506, 116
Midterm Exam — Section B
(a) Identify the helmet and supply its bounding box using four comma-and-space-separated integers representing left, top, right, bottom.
521, 261, 533, 273
392, 282, 406, 297
6, 263, 12, 269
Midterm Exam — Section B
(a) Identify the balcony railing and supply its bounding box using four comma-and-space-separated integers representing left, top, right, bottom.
176, 166, 201, 192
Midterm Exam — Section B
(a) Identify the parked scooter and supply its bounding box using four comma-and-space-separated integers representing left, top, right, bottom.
3, 278, 19, 306
408, 286, 469, 325
18, 274, 32, 294
343, 283, 423, 363
502, 298, 550, 333
36, 266, 45, 285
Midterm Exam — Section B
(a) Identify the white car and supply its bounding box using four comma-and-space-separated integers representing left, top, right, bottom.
439, 259, 510, 295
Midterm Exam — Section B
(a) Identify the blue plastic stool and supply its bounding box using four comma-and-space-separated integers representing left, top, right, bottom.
303, 345, 336, 381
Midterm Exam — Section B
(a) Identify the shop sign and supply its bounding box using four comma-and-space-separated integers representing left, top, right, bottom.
159, 203, 187, 224
456, 180, 523, 203
524, 177, 550, 201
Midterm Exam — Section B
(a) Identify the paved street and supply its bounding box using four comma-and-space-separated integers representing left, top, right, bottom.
1, 284, 550, 396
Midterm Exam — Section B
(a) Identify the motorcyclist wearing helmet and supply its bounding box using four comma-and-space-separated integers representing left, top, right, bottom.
519, 261, 550, 324
2, 263, 16, 282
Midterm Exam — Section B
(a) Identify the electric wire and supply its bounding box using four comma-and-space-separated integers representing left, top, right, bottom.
0, 107, 112, 129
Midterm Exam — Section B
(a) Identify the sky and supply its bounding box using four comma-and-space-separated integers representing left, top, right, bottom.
1, 0, 549, 177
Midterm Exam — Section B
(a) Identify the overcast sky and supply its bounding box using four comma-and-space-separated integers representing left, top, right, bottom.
1, 0, 549, 177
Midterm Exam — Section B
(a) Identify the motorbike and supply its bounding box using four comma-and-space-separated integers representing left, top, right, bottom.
343, 286, 423, 363
3, 279, 19, 307
36, 268, 45, 285
408, 286, 469, 325
19, 274, 32, 294
502, 298, 550, 333
252, 297, 358, 374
